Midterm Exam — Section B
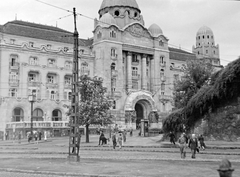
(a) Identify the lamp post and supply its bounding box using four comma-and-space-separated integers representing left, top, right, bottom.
28, 94, 36, 138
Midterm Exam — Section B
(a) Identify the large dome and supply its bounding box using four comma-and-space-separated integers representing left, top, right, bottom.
99, 13, 117, 27
197, 26, 213, 36
148, 23, 163, 37
99, 0, 140, 12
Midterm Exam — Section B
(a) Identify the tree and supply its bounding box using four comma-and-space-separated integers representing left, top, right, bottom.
77, 75, 112, 143
173, 60, 213, 109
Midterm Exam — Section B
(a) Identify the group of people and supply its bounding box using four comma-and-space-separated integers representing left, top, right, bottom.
27, 131, 48, 143
98, 130, 127, 149
176, 132, 206, 159
169, 132, 206, 159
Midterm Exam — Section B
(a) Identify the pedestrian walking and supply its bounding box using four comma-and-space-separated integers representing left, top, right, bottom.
112, 132, 117, 149
117, 133, 123, 149
39, 131, 42, 141
188, 134, 198, 159
44, 131, 47, 141
34, 132, 38, 144
198, 134, 205, 150
123, 130, 127, 143
129, 128, 133, 137
18, 131, 21, 144
169, 131, 175, 145
98, 131, 105, 146
217, 158, 234, 177
178, 133, 187, 159
5, 132, 8, 141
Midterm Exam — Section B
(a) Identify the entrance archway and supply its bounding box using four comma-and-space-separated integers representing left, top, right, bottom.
135, 103, 143, 129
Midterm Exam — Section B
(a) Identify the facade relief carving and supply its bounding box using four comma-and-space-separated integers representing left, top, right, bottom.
125, 24, 150, 38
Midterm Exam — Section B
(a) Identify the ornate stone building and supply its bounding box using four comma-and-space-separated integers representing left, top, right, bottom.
0, 0, 221, 138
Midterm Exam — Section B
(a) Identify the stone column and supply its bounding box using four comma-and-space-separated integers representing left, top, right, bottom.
150, 57, 154, 93
141, 54, 147, 90
127, 52, 132, 91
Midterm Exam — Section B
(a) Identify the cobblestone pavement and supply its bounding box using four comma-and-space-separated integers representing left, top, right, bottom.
0, 171, 69, 177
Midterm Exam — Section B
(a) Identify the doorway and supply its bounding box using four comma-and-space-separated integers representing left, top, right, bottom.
135, 103, 143, 129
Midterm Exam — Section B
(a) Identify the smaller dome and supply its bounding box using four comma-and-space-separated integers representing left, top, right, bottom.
99, 13, 117, 27
148, 23, 163, 37
197, 26, 213, 36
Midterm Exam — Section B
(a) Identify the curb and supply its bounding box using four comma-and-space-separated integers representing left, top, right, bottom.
0, 168, 134, 177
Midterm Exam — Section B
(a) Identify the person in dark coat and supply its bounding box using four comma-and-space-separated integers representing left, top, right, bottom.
198, 134, 205, 150
169, 132, 175, 145
188, 134, 198, 158
38, 131, 42, 141
112, 132, 117, 149
98, 131, 105, 146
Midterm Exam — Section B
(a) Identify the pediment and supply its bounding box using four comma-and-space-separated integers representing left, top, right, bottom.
124, 23, 151, 38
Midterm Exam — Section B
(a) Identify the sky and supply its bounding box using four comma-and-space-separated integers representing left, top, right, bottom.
0, 0, 239, 66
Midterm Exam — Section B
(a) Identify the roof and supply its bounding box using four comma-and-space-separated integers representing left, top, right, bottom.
99, 0, 140, 13
197, 26, 213, 36
0, 20, 92, 47
169, 47, 196, 61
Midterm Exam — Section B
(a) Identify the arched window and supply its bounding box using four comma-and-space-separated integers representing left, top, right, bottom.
33, 108, 43, 121
52, 109, 62, 121
97, 31, 102, 39
50, 91, 56, 100
81, 62, 90, 75
111, 63, 116, 70
12, 108, 24, 122
161, 83, 165, 91
110, 30, 116, 38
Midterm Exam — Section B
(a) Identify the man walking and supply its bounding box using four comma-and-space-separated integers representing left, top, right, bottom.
178, 133, 187, 159
112, 132, 117, 149
188, 134, 198, 159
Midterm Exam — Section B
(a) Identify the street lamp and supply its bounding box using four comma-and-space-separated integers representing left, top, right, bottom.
28, 94, 36, 138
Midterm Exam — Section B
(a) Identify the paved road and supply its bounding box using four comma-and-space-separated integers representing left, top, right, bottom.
0, 172, 66, 177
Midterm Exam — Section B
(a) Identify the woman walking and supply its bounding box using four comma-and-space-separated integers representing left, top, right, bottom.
117, 133, 123, 149
178, 133, 187, 159
188, 134, 198, 159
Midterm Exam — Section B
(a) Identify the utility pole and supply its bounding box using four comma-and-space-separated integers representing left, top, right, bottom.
68, 7, 80, 162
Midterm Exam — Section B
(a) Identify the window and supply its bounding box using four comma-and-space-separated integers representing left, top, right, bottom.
160, 69, 164, 80
207, 35, 209, 39
202, 35, 204, 39
126, 10, 130, 16
29, 42, 34, 47
198, 51, 200, 55
33, 108, 43, 121
110, 30, 116, 38
132, 54, 138, 63
64, 75, 72, 85
80, 49, 84, 54
81, 62, 89, 75
214, 51, 215, 54
161, 83, 165, 91
160, 56, 164, 64
134, 11, 138, 17
52, 109, 62, 121
132, 67, 138, 76
29, 57, 38, 65
206, 50, 208, 54
68, 92, 72, 101
10, 55, 18, 66
28, 73, 37, 82
111, 48, 117, 57
97, 31, 102, 39
111, 63, 116, 70
112, 100, 116, 109
9, 72, 18, 81
48, 59, 55, 67
50, 91, 56, 100
114, 10, 120, 16
9, 88, 17, 97
47, 75, 55, 83
159, 40, 164, 46
65, 61, 72, 69
198, 36, 200, 40
12, 108, 24, 122
111, 78, 116, 92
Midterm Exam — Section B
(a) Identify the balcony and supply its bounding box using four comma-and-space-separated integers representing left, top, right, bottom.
159, 95, 173, 101
9, 79, 19, 87
132, 74, 140, 80
28, 81, 41, 87
46, 83, 59, 89
111, 70, 118, 77
9, 62, 19, 70
111, 55, 118, 61
80, 70, 90, 76
64, 83, 72, 89
6, 121, 69, 129
113, 91, 122, 98
160, 62, 166, 67
132, 61, 139, 66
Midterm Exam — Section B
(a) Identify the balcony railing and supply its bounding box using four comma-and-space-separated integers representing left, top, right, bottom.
111, 70, 118, 77
132, 74, 140, 80
9, 62, 20, 70
159, 95, 173, 101
28, 81, 41, 87
6, 121, 69, 129
46, 83, 59, 89
111, 55, 118, 60
64, 83, 72, 89
9, 79, 19, 87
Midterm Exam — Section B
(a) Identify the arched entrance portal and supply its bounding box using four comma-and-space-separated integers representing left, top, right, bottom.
135, 103, 143, 129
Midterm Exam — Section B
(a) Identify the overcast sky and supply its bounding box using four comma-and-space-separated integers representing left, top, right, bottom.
0, 0, 239, 66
